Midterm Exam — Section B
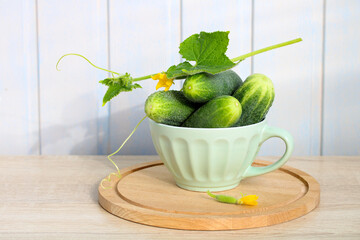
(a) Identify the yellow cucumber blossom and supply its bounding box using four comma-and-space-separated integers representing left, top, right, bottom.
151, 73, 174, 91
207, 190, 258, 206
237, 194, 258, 206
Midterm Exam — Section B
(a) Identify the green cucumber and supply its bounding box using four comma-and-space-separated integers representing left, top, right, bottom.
232, 73, 275, 126
145, 90, 197, 126
182, 70, 242, 103
182, 96, 242, 128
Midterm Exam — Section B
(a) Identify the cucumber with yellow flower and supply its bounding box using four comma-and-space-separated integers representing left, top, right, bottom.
56, 31, 302, 202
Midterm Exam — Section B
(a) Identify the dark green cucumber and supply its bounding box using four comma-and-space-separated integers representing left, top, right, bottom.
182, 96, 242, 128
232, 73, 275, 126
145, 90, 197, 126
182, 70, 242, 103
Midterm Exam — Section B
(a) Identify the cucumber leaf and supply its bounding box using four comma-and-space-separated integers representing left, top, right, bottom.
99, 74, 142, 106
165, 62, 193, 78
166, 31, 237, 78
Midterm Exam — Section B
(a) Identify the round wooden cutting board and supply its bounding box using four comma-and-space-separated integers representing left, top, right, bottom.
98, 160, 320, 230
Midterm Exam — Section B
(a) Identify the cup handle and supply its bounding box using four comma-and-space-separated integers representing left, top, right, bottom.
243, 125, 294, 178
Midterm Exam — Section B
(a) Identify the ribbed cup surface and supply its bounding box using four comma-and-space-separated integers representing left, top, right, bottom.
149, 120, 266, 192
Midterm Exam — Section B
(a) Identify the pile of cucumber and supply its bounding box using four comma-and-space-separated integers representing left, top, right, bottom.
145, 70, 275, 128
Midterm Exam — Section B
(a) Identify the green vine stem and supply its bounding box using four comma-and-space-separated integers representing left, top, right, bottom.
231, 38, 302, 62
134, 37, 302, 81
57, 38, 302, 83
132, 74, 157, 81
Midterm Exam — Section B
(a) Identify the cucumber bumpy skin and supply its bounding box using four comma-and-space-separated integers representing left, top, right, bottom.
182, 70, 243, 103
232, 73, 275, 126
145, 90, 198, 126
182, 95, 242, 128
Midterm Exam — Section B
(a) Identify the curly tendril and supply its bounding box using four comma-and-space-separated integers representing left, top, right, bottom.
56, 53, 121, 76
100, 116, 147, 189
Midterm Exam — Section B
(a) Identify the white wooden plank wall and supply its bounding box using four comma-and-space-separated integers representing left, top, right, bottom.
37, 0, 109, 155
252, 0, 323, 156
0, 0, 39, 154
0, 0, 359, 156
322, 0, 360, 155
108, 0, 180, 155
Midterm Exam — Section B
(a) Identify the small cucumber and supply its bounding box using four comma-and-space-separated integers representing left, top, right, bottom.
182, 96, 242, 128
145, 90, 197, 126
232, 73, 275, 126
182, 70, 243, 103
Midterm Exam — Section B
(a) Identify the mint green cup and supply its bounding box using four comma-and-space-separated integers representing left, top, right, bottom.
149, 119, 294, 192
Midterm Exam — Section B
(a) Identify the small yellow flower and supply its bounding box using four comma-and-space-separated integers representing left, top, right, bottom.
151, 73, 174, 91
238, 194, 258, 206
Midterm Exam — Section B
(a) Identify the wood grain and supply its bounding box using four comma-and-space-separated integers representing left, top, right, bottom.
0, 155, 359, 239
98, 160, 320, 230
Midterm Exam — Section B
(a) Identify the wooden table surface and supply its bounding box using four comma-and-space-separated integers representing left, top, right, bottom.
0, 155, 359, 239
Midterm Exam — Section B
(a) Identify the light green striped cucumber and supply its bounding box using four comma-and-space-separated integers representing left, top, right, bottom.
182, 70, 242, 103
145, 90, 197, 126
232, 73, 275, 126
182, 96, 242, 128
